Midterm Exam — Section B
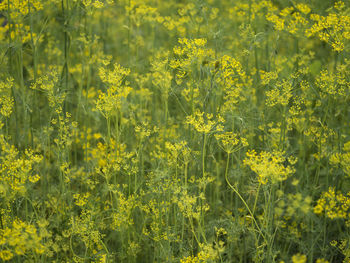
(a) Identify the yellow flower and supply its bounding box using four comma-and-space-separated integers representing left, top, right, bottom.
215, 132, 248, 153
316, 258, 329, 263
28, 174, 40, 183
292, 253, 307, 263
244, 150, 296, 184
185, 110, 223, 134
0, 250, 13, 261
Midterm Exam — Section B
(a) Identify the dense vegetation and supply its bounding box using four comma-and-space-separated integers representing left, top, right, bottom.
0, 0, 349, 262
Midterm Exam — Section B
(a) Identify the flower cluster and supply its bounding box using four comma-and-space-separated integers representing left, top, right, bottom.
244, 150, 297, 184
96, 63, 132, 118
314, 187, 350, 222
185, 110, 224, 134
0, 219, 45, 261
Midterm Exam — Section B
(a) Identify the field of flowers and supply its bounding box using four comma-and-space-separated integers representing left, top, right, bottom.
0, 0, 349, 262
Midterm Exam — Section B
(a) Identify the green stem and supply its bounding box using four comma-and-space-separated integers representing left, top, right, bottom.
252, 182, 261, 215
115, 111, 119, 144
202, 133, 207, 179
225, 152, 267, 245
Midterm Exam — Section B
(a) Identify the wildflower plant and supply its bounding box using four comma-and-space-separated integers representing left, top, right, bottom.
0, 0, 349, 262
